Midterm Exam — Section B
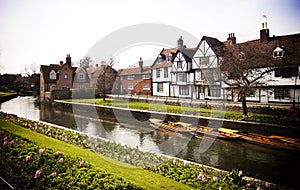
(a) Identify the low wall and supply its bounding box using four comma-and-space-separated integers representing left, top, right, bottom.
52, 100, 300, 139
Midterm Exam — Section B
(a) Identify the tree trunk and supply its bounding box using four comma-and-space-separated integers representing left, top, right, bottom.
241, 96, 248, 116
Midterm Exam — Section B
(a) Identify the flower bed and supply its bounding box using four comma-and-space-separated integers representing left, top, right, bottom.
0, 130, 140, 189
0, 112, 281, 189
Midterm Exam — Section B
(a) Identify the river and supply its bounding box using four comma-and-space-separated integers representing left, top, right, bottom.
1, 96, 299, 188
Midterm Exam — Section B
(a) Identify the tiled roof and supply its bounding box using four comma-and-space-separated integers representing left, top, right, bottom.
223, 33, 300, 68
40, 64, 61, 83
152, 60, 172, 69
119, 66, 151, 76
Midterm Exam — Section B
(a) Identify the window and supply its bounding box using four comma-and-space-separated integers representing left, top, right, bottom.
164, 67, 168, 78
127, 75, 134, 80
143, 74, 150, 79
157, 83, 163, 92
64, 74, 68, 79
177, 61, 182, 68
156, 68, 161, 78
273, 47, 284, 58
49, 70, 56, 80
128, 83, 134, 90
168, 53, 173, 61
208, 85, 221, 97
79, 73, 85, 79
143, 84, 150, 90
177, 73, 187, 82
274, 66, 299, 78
200, 57, 209, 65
274, 88, 290, 99
179, 86, 189, 95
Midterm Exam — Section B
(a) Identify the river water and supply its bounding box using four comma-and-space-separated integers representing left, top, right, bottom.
1, 96, 299, 188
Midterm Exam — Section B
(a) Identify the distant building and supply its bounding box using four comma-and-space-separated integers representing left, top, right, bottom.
40, 54, 77, 101
117, 58, 151, 95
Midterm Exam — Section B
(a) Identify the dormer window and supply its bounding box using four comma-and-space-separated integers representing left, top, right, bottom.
273, 46, 284, 58
168, 53, 173, 61
49, 70, 57, 80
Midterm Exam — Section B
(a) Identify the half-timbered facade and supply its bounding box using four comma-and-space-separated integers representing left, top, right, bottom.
192, 36, 226, 99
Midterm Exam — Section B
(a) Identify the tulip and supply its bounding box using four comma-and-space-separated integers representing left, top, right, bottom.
213, 176, 218, 182
257, 187, 261, 190
245, 183, 251, 187
173, 160, 176, 165
238, 170, 243, 177
25, 156, 31, 162
3, 137, 7, 142
52, 172, 57, 177
3, 141, 7, 146
83, 140, 87, 144
39, 148, 45, 155
59, 158, 64, 163
34, 170, 41, 178
183, 161, 187, 167
55, 151, 61, 156
9, 140, 14, 146
265, 181, 270, 188
79, 161, 84, 167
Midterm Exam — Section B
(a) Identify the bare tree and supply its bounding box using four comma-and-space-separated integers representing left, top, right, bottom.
80, 56, 93, 69
221, 42, 274, 116
95, 58, 117, 101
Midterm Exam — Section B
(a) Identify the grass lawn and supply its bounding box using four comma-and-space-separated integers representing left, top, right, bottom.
66, 98, 296, 126
0, 92, 17, 97
0, 119, 194, 190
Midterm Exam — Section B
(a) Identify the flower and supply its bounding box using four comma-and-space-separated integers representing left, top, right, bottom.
3, 141, 7, 146
34, 170, 41, 178
79, 161, 84, 167
58, 158, 64, 163
9, 140, 14, 146
74, 135, 78, 139
213, 176, 218, 182
238, 170, 243, 177
135, 145, 139, 149
183, 161, 187, 167
245, 183, 251, 187
39, 148, 45, 155
25, 156, 31, 162
257, 187, 261, 190
201, 176, 206, 182
197, 172, 203, 180
3, 136, 8, 142
55, 151, 61, 156
265, 181, 270, 188
173, 159, 176, 165
219, 187, 222, 190
83, 140, 87, 144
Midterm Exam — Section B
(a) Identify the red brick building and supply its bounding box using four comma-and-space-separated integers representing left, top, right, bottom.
117, 58, 151, 95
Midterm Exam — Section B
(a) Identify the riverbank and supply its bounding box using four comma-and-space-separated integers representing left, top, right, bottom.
56, 99, 300, 139
0, 92, 18, 103
1, 113, 285, 189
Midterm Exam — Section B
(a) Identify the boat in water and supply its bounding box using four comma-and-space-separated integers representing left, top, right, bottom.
195, 126, 241, 140
149, 118, 196, 135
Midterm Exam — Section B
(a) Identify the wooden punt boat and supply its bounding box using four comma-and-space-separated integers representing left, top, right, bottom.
149, 118, 196, 134
195, 126, 241, 140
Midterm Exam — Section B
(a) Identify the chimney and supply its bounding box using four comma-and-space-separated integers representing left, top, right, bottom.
177, 36, 184, 48
138, 57, 143, 72
260, 22, 269, 42
59, 61, 63, 66
227, 33, 236, 45
95, 64, 98, 67
66, 54, 71, 66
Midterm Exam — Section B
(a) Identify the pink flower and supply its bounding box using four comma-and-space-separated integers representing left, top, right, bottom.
201, 176, 206, 182
39, 148, 45, 155
83, 140, 87, 144
79, 161, 84, 167
257, 187, 261, 190
245, 183, 251, 187
34, 170, 41, 178
265, 181, 270, 188
25, 156, 31, 162
55, 151, 61, 156
135, 145, 139, 149
58, 158, 64, 163
197, 172, 203, 180
213, 176, 218, 182
173, 160, 176, 165
219, 187, 222, 190
183, 161, 187, 167
64, 138, 68, 143
3, 137, 8, 142
238, 170, 243, 177
3, 141, 7, 146
52, 172, 57, 177
9, 140, 14, 146
74, 135, 78, 139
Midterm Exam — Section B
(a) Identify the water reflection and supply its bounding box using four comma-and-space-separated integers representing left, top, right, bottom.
1, 96, 299, 188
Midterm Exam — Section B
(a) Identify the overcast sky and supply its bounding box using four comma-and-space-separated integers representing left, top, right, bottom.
0, 0, 299, 74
